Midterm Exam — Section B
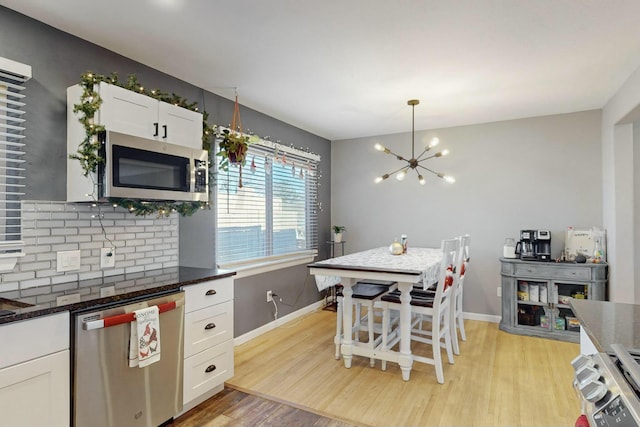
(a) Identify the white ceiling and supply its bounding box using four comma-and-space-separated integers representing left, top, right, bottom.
3, 0, 640, 140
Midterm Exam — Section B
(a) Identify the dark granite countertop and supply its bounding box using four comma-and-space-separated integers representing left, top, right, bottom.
0, 266, 235, 325
570, 298, 640, 353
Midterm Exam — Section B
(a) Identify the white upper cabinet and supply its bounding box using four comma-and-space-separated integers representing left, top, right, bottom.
95, 82, 203, 148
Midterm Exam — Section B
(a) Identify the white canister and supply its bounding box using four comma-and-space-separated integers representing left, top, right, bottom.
503, 238, 516, 258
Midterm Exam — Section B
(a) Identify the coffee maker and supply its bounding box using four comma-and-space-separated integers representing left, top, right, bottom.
515, 230, 536, 260
534, 229, 551, 261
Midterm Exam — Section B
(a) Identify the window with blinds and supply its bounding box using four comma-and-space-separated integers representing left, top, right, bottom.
216, 136, 320, 266
0, 57, 30, 271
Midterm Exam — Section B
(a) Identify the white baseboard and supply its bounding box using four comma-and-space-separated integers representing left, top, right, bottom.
234, 300, 325, 346
464, 311, 501, 323
234, 300, 501, 346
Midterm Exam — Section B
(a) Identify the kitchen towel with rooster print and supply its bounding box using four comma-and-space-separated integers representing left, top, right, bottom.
128, 305, 161, 367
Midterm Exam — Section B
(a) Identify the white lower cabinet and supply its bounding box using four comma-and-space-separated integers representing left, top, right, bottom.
0, 312, 70, 427
183, 340, 234, 404
182, 276, 234, 410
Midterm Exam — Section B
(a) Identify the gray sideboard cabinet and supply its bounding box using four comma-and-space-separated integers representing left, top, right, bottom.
500, 258, 607, 343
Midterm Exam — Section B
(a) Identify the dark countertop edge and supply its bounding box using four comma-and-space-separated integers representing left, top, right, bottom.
307, 262, 423, 276
0, 268, 236, 325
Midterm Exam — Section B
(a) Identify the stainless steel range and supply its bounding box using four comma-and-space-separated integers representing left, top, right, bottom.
572, 345, 640, 427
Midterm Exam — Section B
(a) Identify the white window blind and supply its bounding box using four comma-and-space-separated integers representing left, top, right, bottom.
216, 135, 320, 266
0, 57, 30, 271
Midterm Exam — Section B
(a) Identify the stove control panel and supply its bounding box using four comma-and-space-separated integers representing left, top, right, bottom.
593, 395, 638, 427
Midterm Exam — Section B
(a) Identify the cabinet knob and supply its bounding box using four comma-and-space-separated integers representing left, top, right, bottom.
205, 289, 217, 296
205, 364, 217, 373
204, 322, 216, 330
153, 122, 159, 137
162, 124, 167, 139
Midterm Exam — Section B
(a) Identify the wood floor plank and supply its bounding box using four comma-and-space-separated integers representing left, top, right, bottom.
172, 387, 360, 427
227, 309, 580, 427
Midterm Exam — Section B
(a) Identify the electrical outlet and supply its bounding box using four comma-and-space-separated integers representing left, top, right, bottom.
267, 290, 273, 302
497, 287, 502, 297
100, 247, 115, 269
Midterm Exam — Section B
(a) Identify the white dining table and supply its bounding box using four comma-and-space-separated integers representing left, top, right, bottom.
308, 246, 442, 381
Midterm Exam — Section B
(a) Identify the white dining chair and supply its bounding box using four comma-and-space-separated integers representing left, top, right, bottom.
411, 235, 470, 356
334, 280, 397, 365
451, 234, 470, 355
379, 237, 462, 384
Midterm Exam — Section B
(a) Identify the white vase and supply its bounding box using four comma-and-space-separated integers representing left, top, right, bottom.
333, 233, 342, 243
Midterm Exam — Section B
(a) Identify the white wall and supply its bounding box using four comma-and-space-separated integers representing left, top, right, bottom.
602, 64, 640, 303
331, 110, 602, 317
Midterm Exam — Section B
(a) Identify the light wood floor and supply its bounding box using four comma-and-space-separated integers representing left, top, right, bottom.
227, 308, 580, 427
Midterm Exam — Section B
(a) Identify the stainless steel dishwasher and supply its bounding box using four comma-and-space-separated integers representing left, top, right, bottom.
73, 291, 185, 427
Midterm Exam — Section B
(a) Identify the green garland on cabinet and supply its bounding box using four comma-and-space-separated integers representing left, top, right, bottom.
70, 71, 215, 217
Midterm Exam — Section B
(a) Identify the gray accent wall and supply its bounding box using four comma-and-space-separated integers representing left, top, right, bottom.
331, 110, 603, 317
0, 6, 332, 336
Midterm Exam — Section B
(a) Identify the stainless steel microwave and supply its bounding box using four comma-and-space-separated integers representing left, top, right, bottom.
99, 130, 209, 202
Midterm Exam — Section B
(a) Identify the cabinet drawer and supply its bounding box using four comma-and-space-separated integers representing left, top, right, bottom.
184, 300, 233, 358
183, 277, 233, 313
0, 312, 69, 370
513, 264, 590, 281
183, 340, 234, 404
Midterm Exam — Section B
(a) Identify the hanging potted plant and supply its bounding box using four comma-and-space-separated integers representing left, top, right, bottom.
217, 94, 251, 187
217, 128, 250, 170
332, 225, 346, 243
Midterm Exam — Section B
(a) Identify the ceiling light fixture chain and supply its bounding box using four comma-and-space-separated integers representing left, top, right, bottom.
374, 99, 455, 186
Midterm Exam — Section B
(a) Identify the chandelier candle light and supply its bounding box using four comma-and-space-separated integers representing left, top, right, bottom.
374, 99, 455, 185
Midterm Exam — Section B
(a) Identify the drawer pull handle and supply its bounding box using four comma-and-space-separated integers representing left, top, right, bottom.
205, 364, 217, 373
205, 322, 216, 330
205, 289, 217, 296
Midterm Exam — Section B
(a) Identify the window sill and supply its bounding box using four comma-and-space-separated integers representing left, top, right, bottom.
219, 250, 318, 279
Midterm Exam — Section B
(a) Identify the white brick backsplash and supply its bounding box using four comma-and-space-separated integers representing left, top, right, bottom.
51, 274, 78, 284
21, 277, 51, 289
103, 268, 126, 277
78, 227, 103, 235
66, 235, 92, 243
9, 201, 180, 292
51, 243, 80, 251
23, 228, 51, 237
3, 271, 36, 282
36, 252, 57, 262
51, 212, 79, 220
0, 282, 19, 292
115, 233, 136, 241
21, 261, 51, 271
36, 220, 65, 228
36, 269, 58, 278
52, 228, 79, 236
38, 236, 66, 245
65, 220, 91, 227
125, 265, 145, 274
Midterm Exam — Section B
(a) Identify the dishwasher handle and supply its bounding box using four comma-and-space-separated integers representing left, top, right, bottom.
83, 299, 183, 330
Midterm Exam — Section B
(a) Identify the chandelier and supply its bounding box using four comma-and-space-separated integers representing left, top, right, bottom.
374, 99, 455, 185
